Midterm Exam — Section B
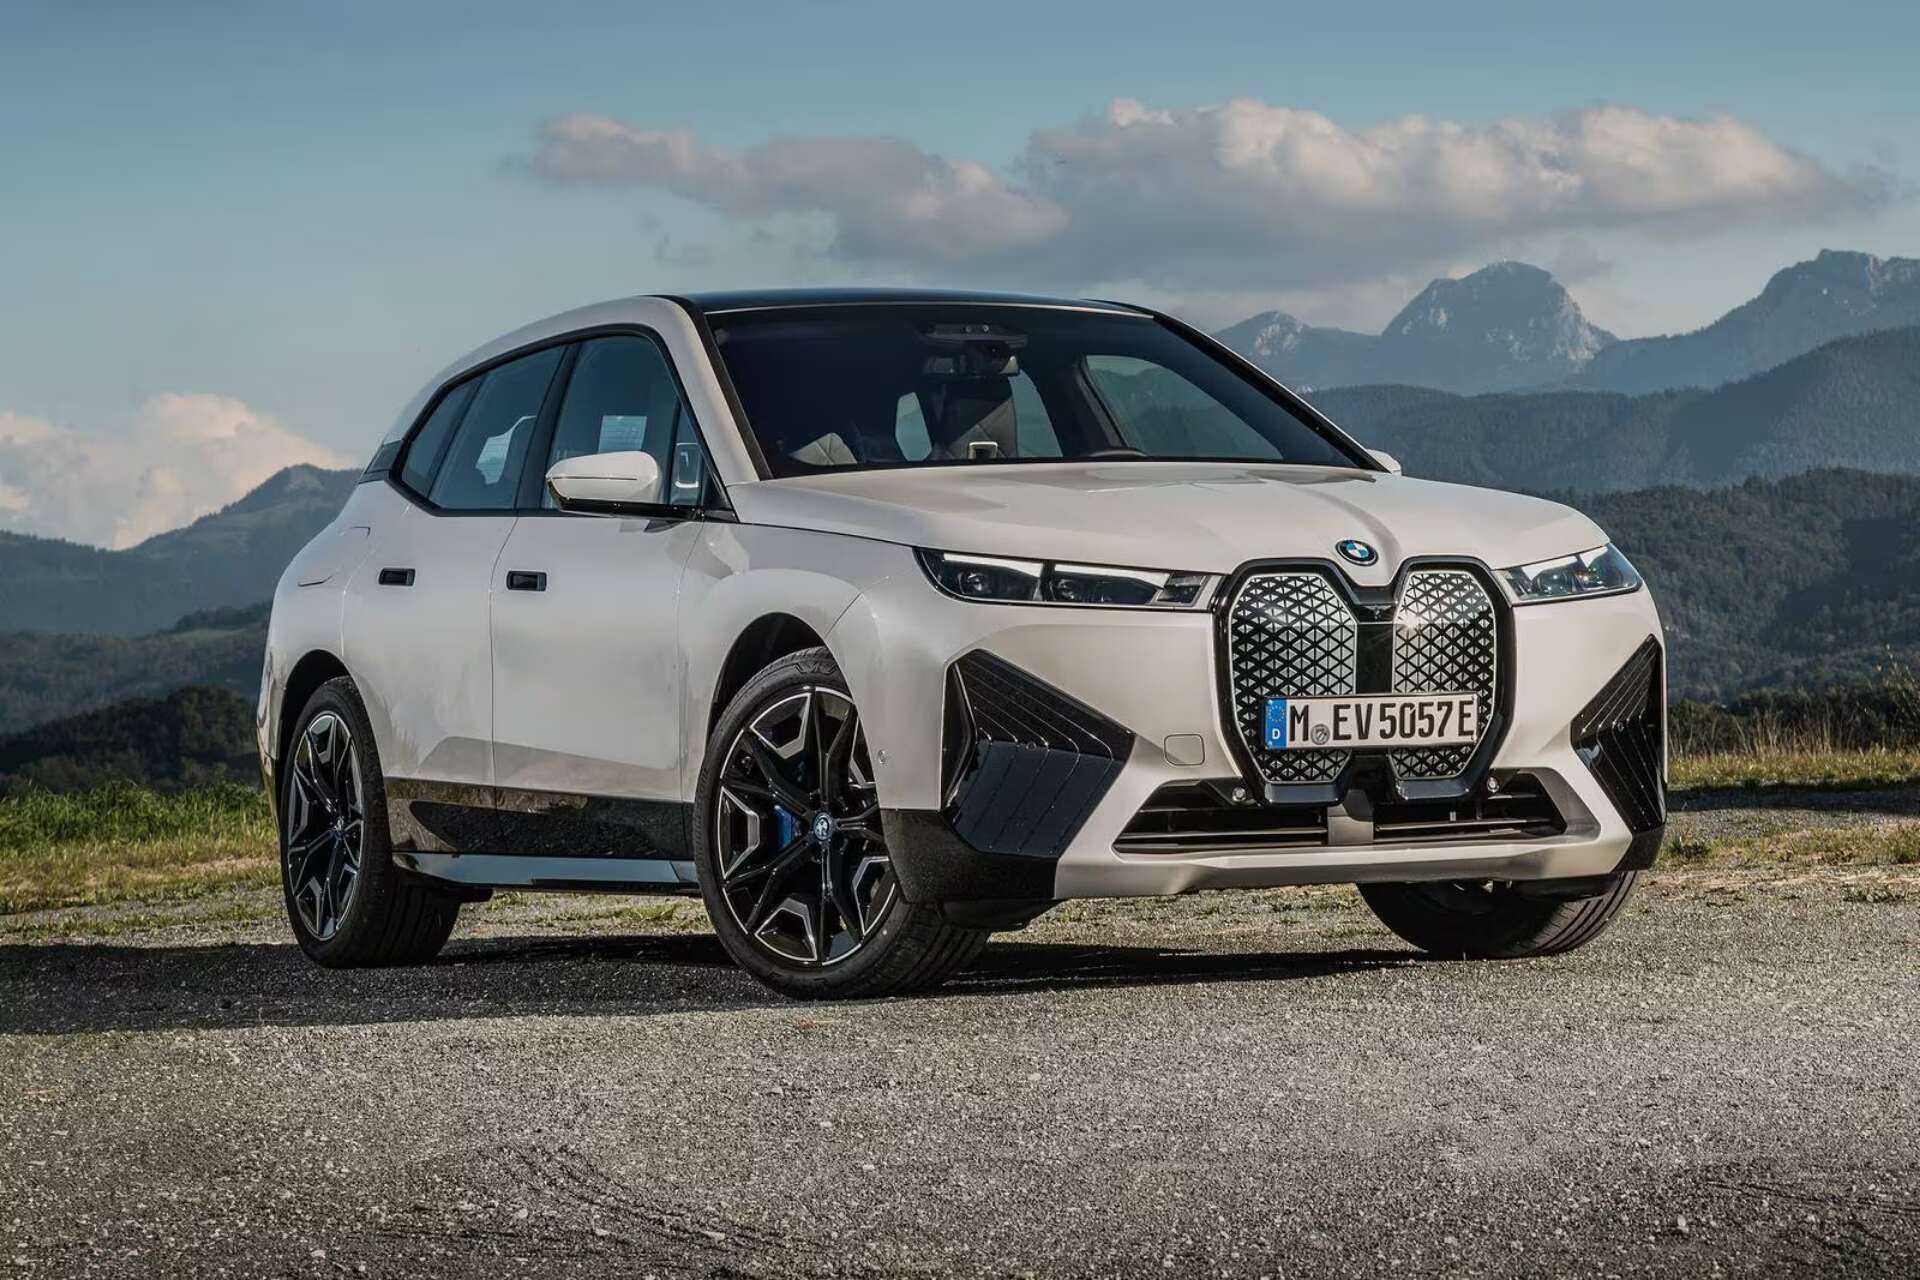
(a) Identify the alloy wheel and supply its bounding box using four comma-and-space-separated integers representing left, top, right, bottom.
284, 711, 365, 941
714, 687, 896, 966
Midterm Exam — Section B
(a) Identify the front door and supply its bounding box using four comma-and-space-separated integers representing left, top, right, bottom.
342, 343, 564, 840
488, 334, 711, 859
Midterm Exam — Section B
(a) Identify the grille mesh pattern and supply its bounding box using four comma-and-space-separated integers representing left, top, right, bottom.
1227, 573, 1356, 783
1389, 569, 1498, 780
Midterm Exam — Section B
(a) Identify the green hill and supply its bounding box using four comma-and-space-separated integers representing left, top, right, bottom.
0, 686, 257, 795
0, 603, 269, 734
1315, 327, 1920, 493
0, 464, 356, 636
1580, 470, 1920, 698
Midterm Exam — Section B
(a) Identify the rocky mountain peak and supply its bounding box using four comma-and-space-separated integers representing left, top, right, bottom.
1372, 262, 1615, 386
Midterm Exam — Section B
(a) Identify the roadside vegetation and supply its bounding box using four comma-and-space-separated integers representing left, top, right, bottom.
1671, 670, 1920, 756
0, 782, 273, 915
6, 680, 1920, 929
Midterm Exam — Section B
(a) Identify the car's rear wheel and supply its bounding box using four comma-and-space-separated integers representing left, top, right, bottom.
280, 677, 460, 967
1359, 873, 1639, 959
692, 647, 987, 999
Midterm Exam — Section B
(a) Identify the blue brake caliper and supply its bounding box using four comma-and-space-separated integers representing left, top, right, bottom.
774, 807, 797, 848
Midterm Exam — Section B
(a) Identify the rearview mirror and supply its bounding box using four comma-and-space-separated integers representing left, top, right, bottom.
1368, 448, 1403, 475
546, 450, 663, 514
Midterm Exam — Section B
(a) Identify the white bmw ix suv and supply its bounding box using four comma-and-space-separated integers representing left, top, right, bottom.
260, 289, 1666, 998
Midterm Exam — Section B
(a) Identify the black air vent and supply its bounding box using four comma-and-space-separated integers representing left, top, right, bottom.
1116, 774, 1563, 854
1572, 638, 1666, 834
944, 651, 1132, 858
1372, 773, 1566, 843
1116, 784, 1325, 853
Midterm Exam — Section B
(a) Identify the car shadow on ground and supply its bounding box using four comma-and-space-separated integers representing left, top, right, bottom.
0, 932, 1415, 1036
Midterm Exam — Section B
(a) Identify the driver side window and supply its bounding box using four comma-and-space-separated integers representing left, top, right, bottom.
544, 335, 706, 509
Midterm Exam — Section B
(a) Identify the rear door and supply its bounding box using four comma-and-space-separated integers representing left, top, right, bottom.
342, 344, 565, 800
489, 333, 711, 845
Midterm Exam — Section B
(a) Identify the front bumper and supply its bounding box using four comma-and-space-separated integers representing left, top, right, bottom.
831, 560, 1664, 902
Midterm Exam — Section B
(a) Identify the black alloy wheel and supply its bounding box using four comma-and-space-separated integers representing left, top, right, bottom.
283, 709, 366, 942
278, 677, 461, 968
712, 686, 896, 966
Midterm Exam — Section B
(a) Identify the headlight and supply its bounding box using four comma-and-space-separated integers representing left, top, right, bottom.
1499, 544, 1643, 604
918, 550, 1218, 609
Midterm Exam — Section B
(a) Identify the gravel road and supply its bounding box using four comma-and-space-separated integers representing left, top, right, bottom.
3, 864, 1917, 1279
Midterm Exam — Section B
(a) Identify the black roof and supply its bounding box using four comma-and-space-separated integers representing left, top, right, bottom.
676, 287, 1149, 316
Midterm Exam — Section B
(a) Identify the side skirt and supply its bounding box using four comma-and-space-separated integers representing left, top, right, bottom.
393, 851, 700, 895
385, 778, 697, 893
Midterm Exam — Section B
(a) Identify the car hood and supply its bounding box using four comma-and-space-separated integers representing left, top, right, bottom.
729, 462, 1606, 584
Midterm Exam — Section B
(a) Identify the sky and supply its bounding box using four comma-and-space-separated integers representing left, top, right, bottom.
1, 0, 1916, 546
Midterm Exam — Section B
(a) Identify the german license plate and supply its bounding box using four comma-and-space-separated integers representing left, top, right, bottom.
1264, 693, 1478, 751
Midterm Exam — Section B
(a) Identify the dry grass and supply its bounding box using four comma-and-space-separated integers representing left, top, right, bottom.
1662, 822, 1920, 869
1673, 749, 1920, 791
0, 784, 275, 915
6, 747, 1920, 925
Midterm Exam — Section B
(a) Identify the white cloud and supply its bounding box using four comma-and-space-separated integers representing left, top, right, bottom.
534, 114, 1067, 264
0, 394, 352, 550
530, 98, 1887, 292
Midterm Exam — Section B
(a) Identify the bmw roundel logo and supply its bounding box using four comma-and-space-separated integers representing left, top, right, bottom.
1336, 539, 1379, 566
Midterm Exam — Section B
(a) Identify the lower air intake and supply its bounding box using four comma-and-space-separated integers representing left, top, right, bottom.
944, 651, 1132, 858
1572, 638, 1666, 833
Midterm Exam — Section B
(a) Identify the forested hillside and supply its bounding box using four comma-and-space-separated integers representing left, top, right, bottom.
0, 686, 257, 794
1580, 470, 1920, 698
0, 605, 268, 734
1314, 327, 1920, 492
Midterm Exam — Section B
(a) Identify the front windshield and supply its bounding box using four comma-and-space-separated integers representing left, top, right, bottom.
708, 305, 1365, 476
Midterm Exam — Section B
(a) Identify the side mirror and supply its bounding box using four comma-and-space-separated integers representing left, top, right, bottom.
1368, 448, 1403, 475
546, 450, 663, 514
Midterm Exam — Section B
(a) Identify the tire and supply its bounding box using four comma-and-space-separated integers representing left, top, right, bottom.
280, 677, 460, 968
692, 647, 988, 999
1358, 872, 1639, 960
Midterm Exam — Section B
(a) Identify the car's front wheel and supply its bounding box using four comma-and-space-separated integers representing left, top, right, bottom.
1359, 873, 1639, 960
692, 647, 987, 999
280, 677, 461, 967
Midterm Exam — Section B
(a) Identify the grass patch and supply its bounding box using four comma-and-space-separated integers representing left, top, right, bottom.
5, 899, 280, 941
1662, 821, 1920, 868
0, 783, 275, 915
1673, 749, 1920, 791
5, 757, 1920, 924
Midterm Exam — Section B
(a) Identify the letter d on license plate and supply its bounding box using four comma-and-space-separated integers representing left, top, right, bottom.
1264, 693, 1478, 750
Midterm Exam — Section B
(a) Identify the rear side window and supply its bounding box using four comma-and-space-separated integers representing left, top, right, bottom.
398, 378, 478, 496
426, 346, 564, 511
542, 335, 702, 509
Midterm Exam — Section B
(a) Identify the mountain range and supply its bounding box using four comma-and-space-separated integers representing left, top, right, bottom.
1217, 249, 1920, 397
1315, 325, 1920, 492
0, 464, 357, 636
1218, 261, 1615, 394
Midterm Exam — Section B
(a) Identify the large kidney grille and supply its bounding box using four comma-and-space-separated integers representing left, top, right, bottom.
1226, 567, 1497, 785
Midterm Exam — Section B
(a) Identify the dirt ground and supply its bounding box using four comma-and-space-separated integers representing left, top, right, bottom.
3, 862, 1917, 1278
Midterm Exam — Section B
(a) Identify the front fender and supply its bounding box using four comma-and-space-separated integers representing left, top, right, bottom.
679, 524, 920, 796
